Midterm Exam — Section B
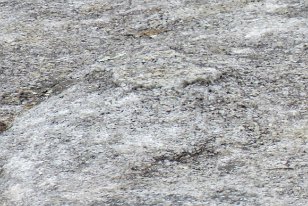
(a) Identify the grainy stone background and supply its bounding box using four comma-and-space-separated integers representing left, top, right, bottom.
0, 0, 307, 205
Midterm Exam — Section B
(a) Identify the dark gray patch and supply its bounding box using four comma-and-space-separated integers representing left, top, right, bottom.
0, 122, 8, 133
84, 69, 118, 90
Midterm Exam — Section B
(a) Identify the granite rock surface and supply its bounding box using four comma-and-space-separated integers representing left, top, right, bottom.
0, 0, 307, 205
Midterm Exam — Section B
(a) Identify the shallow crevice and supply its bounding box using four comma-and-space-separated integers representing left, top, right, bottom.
153, 141, 217, 164
129, 138, 218, 178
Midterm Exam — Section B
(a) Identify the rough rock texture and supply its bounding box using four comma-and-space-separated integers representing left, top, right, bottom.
0, 0, 307, 205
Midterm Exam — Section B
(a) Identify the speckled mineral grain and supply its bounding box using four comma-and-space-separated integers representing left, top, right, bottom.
0, 0, 307, 205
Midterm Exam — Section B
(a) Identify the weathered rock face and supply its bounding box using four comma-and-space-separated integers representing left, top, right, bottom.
0, 0, 307, 205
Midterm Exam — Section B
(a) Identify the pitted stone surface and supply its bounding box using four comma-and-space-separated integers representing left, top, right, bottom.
0, 0, 307, 205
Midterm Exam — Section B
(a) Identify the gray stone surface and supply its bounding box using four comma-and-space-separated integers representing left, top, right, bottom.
0, 0, 307, 205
